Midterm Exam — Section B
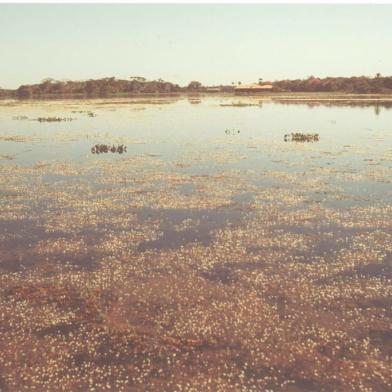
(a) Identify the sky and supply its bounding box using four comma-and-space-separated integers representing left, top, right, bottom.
0, 4, 392, 88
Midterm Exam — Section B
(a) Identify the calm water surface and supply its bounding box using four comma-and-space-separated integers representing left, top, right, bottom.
1, 96, 391, 203
1, 96, 392, 391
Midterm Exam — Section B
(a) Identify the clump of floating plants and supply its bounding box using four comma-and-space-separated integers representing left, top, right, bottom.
36, 117, 75, 122
91, 144, 127, 154
225, 128, 240, 135
71, 110, 96, 117
284, 132, 320, 142
0, 154, 15, 160
12, 115, 29, 120
0, 135, 36, 142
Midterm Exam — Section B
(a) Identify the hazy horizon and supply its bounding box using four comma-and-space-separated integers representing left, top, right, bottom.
1, 4, 392, 89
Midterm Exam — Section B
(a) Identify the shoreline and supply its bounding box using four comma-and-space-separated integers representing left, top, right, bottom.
2, 91, 392, 103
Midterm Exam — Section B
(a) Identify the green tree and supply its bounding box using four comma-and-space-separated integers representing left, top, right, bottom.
187, 81, 202, 90
17, 86, 33, 99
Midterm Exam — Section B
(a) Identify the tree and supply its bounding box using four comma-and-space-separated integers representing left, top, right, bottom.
130, 76, 146, 82
187, 81, 202, 90
17, 85, 33, 99
85, 80, 96, 96
41, 78, 55, 84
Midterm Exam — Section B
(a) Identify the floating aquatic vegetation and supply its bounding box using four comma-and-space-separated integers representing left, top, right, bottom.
12, 115, 29, 120
36, 117, 75, 122
91, 144, 127, 154
71, 110, 96, 117
225, 128, 240, 135
0, 154, 15, 160
0, 97, 391, 391
284, 132, 320, 142
0, 135, 37, 142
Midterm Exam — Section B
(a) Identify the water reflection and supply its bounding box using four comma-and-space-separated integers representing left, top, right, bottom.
274, 98, 392, 111
188, 97, 201, 105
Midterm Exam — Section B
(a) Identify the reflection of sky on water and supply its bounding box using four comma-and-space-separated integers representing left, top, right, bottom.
1, 96, 391, 207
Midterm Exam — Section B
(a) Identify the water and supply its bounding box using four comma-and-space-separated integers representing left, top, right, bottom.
1, 96, 391, 391
1, 95, 391, 266
1, 95, 391, 259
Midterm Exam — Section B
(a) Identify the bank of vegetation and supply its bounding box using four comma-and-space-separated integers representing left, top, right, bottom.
1, 74, 392, 99
4, 77, 182, 99
273, 74, 392, 94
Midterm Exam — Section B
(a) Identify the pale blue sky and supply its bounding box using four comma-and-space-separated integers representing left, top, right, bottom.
0, 4, 391, 88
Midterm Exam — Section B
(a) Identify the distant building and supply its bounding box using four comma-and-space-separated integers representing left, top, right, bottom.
234, 83, 274, 95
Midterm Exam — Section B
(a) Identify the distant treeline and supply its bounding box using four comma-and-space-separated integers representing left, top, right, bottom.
273, 75, 392, 94
0, 88, 14, 98
1, 75, 392, 98
1, 77, 183, 99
